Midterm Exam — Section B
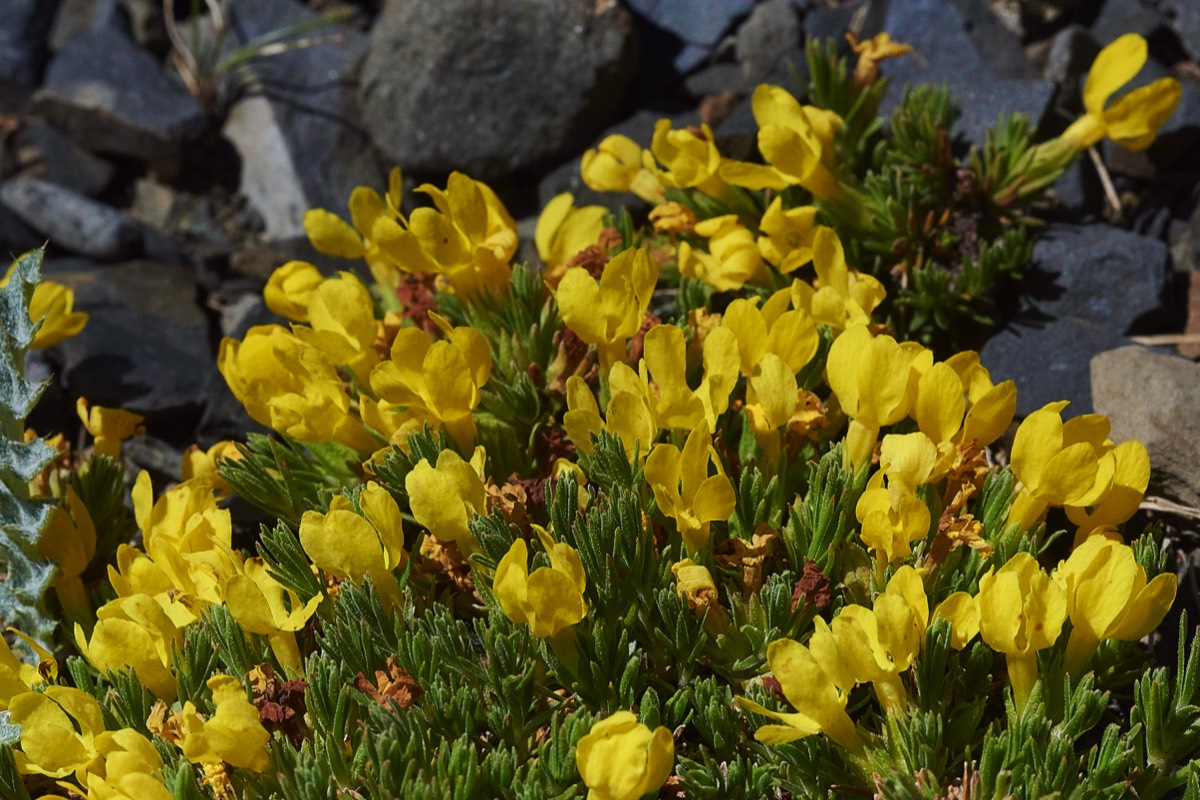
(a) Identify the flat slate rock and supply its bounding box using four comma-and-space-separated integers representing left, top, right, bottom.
0, 0, 58, 88
33, 24, 205, 160
880, 0, 1055, 146
12, 123, 114, 197
980, 224, 1170, 416
222, 0, 384, 240
1092, 346, 1200, 507
0, 177, 141, 260
361, 0, 636, 179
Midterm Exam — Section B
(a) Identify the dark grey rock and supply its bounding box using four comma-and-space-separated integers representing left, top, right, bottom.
1088, 0, 1166, 46
950, 0, 1041, 80
122, 435, 184, 484
626, 0, 754, 48
0, 0, 59, 89
33, 25, 205, 160
536, 108, 700, 213
118, 0, 167, 55
1163, 0, 1200, 58
0, 178, 141, 260
1050, 157, 1104, 219
1043, 25, 1100, 85
49, 0, 124, 52
880, 0, 1055, 146
1091, 346, 1200, 506
360, 0, 637, 180
11, 123, 114, 197
221, 0, 385, 240
734, 0, 802, 83
0, 205, 42, 256
42, 259, 213, 418
980, 224, 1170, 415
683, 62, 752, 99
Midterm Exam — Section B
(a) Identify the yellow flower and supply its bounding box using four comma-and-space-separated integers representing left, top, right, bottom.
494, 526, 588, 638
0, 632, 49, 710
37, 487, 96, 625
641, 323, 739, 433
224, 558, 323, 675
643, 120, 725, 194
856, 476, 931, 565
1064, 440, 1150, 537
580, 134, 664, 203
8, 686, 106, 778
179, 675, 271, 773
671, 558, 718, 612
1007, 402, 1115, 528
977, 552, 1067, 709
718, 85, 842, 200
303, 167, 404, 286
563, 369, 657, 461
791, 226, 885, 331
826, 324, 930, 466
943, 352, 1018, 448
76, 594, 182, 700
1053, 536, 1176, 673
298, 482, 407, 608
678, 214, 768, 291
757, 198, 820, 273
1061, 33, 1182, 152
735, 620, 864, 753
721, 294, 819, 379
932, 591, 981, 650
644, 424, 736, 551
2, 261, 89, 348
82, 728, 173, 800
219, 325, 375, 453
372, 172, 519, 296
76, 397, 144, 460
535, 193, 607, 284
575, 711, 674, 800
847, 32, 912, 86
554, 247, 658, 371
291, 271, 381, 385
368, 321, 492, 450
181, 440, 242, 499
262, 260, 324, 322
405, 447, 488, 549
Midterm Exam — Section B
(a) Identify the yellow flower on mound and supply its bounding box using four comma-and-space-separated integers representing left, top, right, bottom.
224, 558, 324, 675
1061, 33, 1182, 152
8, 686, 106, 779
83, 728, 173, 800
757, 198, 820, 273
643, 119, 724, 194
644, 424, 736, 551
37, 487, 97, 625
303, 167, 404, 286
641, 323, 739, 433
678, 214, 767, 292
76, 397, 144, 460
580, 134, 664, 203
575, 711, 674, 800
291, 271, 381, 385
563, 369, 657, 462
263, 260, 324, 322
405, 447, 488, 549
494, 527, 588, 638
76, 594, 182, 700
180, 675, 271, 773
554, 247, 658, 371
536, 192, 607, 285
1065, 439, 1150, 538
1053, 536, 1176, 674
932, 591, 981, 650
977, 552, 1067, 710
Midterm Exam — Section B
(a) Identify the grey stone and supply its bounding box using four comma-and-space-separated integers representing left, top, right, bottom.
880, 0, 1055, 146
950, 0, 1041, 80
33, 25, 205, 160
980, 224, 1170, 415
683, 62, 752, 99
0, 178, 141, 260
1163, 0, 1200, 59
122, 435, 184, 484
11, 123, 114, 197
0, 0, 59, 89
626, 0, 754, 47
1088, 0, 1166, 46
1044, 25, 1100, 85
49, 0, 124, 52
734, 0, 802, 83
42, 259, 213, 418
118, 0, 166, 55
360, 0, 637, 180
222, 0, 385, 240
0, 204, 42, 256
1091, 346, 1200, 507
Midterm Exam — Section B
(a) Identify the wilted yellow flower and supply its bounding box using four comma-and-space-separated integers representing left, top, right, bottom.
1053, 536, 1176, 673
1, 261, 89, 348
575, 711, 674, 800
405, 447, 488, 550
757, 198, 820, 273
224, 558, 323, 675
37, 487, 96, 625
299, 482, 407, 608
580, 133, 664, 203
977, 552, 1067, 709
645, 425, 736, 551
648, 201, 696, 235
1061, 34, 1182, 152
76, 594, 182, 700
179, 674, 271, 773
535, 193, 607, 284
219, 325, 376, 453
736, 620, 864, 753
554, 247, 658, 371
678, 214, 768, 292
8, 686, 106, 778
263, 260, 324, 322
494, 526, 588, 638
76, 397, 144, 460
847, 32, 912, 86
1007, 402, 1115, 528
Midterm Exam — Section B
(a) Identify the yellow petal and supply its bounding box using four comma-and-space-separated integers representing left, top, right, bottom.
304, 209, 365, 259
